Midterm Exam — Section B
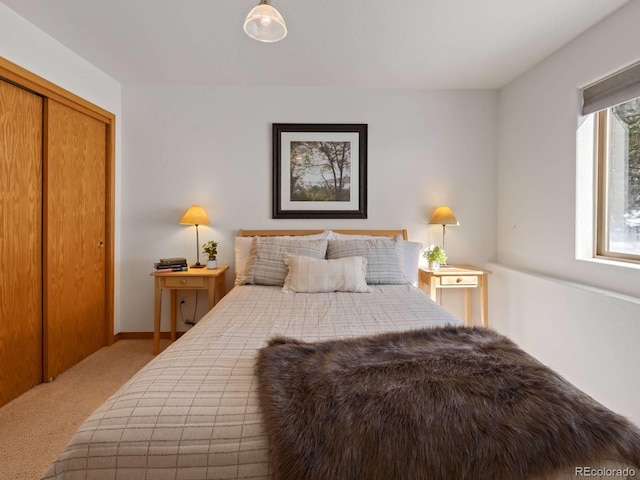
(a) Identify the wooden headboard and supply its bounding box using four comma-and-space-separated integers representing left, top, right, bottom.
237, 229, 408, 240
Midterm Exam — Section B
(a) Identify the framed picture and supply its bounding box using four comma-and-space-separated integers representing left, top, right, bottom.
272, 123, 368, 219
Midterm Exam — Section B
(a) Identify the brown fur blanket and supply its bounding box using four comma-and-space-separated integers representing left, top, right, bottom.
255, 326, 640, 480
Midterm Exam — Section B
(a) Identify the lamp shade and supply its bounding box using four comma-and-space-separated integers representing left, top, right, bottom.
243, 0, 287, 43
429, 206, 459, 226
179, 205, 210, 226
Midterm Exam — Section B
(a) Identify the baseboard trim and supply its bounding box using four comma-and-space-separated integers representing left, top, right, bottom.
114, 331, 186, 341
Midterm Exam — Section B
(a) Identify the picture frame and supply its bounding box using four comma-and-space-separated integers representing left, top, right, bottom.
272, 123, 368, 219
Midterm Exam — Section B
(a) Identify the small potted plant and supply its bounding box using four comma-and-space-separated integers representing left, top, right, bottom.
202, 240, 218, 269
423, 245, 447, 270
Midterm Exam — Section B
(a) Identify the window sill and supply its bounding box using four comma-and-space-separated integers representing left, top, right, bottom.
577, 255, 640, 271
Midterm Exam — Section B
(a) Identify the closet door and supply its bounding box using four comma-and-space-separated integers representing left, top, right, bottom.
0, 80, 43, 407
44, 99, 106, 380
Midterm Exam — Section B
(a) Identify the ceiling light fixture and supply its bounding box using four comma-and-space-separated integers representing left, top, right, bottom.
243, 0, 287, 43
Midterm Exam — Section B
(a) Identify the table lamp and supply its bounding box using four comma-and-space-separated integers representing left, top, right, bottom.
429, 206, 459, 252
179, 205, 210, 268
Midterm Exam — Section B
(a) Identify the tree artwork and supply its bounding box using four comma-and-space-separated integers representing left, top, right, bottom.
290, 141, 351, 202
273, 123, 367, 219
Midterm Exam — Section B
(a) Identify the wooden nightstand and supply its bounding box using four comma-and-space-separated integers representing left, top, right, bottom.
150, 265, 229, 354
419, 265, 491, 327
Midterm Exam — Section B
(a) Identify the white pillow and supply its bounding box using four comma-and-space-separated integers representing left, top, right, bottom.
234, 231, 331, 285
403, 240, 423, 286
234, 237, 254, 285
282, 255, 372, 293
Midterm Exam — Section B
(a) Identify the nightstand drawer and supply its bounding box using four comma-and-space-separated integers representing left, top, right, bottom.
441, 275, 478, 286
164, 277, 205, 288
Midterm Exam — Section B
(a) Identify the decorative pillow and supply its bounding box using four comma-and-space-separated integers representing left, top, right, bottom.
282, 255, 372, 293
327, 238, 407, 285
241, 237, 329, 286
234, 231, 331, 285
328, 232, 421, 285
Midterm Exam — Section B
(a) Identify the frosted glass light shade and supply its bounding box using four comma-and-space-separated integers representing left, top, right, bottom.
243, 0, 287, 43
179, 205, 210, 226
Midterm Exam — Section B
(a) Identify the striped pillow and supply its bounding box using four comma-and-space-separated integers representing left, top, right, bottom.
326, 238, 407, 285
242, 237, 328, 286
282, 255, 372, 293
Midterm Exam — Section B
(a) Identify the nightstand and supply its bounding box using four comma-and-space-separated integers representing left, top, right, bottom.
150, 265, 229, 354
419, 265, 491, 327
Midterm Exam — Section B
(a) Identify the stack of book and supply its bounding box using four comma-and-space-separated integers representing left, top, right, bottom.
154, 257, 188, 272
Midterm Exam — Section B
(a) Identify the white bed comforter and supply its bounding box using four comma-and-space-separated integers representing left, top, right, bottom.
42, 285, 460, 480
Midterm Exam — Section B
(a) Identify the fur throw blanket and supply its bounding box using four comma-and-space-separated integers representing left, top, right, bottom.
255, 326, 640, 480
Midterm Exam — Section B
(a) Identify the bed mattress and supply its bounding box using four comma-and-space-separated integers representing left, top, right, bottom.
42, 284, 461, 480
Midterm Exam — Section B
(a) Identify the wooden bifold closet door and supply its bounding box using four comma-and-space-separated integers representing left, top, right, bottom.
44, 99, 107, 380
0, 80, 43, 407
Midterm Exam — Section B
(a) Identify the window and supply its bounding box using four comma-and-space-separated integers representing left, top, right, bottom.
595, 98, 640, 262
582, 62, 640, 264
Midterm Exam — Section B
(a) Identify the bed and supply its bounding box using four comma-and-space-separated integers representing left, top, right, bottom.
41, 230, 639, 480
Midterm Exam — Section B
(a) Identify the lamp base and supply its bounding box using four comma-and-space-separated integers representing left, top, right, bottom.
190, 263, 206, 269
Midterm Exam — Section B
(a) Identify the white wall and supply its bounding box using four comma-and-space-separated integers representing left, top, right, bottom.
0, 2, 124, 332
120, 86, 498, 332
497, 0, 640, 297
489, 263, 640, 425
0, 3, 121, 113
495, 0, 640, 424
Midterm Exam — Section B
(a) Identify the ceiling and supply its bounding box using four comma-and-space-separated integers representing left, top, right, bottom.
1, 0, 629, 89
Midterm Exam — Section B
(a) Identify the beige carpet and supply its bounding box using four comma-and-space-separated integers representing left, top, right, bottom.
0, 339, 168, 480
